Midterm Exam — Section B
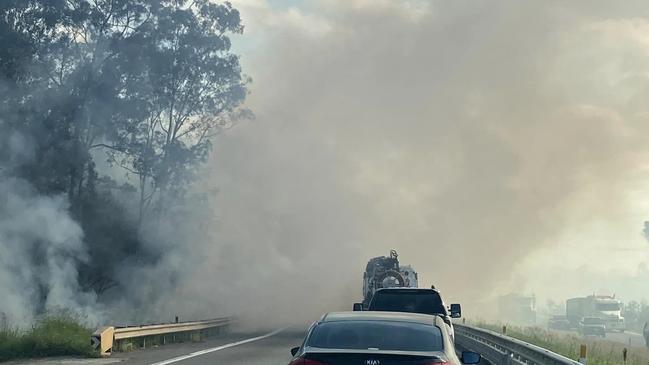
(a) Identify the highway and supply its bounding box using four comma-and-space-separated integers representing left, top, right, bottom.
112, 328, 303, 365
4, 329, 303, 365
7, 327, 492, 365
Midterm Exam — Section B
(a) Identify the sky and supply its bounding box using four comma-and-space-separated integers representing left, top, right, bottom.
196, 0, 649, 319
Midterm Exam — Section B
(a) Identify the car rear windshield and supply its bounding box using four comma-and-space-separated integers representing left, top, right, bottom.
307, 320, 444, 351
370, 290, 446, 315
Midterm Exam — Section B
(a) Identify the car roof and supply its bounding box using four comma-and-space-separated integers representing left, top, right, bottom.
320, 311, 442, 326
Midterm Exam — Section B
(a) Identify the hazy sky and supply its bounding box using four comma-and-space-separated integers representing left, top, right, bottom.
197, 0, 649, 318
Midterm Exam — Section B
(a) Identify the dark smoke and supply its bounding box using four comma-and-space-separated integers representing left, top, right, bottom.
0, 0, 247, 326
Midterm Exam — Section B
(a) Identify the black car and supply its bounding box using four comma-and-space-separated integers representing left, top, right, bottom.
578, 317, 606, 337
355, 288, 461, 341
547, 315, 571, 330
288, 311, 481, 365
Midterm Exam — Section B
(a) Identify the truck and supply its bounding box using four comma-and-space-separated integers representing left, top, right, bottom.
360, 250, 418, 307
497, 293, 537, 326
566, 295, 625, 332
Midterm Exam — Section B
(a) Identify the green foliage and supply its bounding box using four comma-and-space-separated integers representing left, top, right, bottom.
0, 313, 95, 361
623, 300, 649, 332
472, 320, 649, 365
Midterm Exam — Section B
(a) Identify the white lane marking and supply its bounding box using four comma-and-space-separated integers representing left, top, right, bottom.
149, 328, 286, 365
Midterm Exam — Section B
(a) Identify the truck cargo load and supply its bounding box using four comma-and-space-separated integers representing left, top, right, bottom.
360, 250, 418, 307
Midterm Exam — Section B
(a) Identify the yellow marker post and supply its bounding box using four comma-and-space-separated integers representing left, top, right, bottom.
91, 326, 115, 357
578, 344, 587, 365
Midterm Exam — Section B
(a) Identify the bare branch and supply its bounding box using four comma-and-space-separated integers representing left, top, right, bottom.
89, 143, 126, 153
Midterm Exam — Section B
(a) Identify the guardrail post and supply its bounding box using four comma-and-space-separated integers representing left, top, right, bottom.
502, 351, 513, 365
578, 344, 587, 365
91, 326, 115, 357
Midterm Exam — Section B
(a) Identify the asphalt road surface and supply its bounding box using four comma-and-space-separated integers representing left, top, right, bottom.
114, 328, 304, 365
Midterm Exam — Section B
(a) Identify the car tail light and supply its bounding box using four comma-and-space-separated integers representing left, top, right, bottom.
289, 359, 329, 365
303, 360, 328, 365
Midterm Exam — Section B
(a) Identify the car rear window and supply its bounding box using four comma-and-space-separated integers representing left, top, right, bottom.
307, 320, 444, 351
370, 290, 446, 315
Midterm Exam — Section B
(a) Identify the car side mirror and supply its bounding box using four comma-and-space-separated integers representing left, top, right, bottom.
460, 351, 481, 364
353, 303, 363, 311
290, 347, 300, 356
450, 303, 462, 318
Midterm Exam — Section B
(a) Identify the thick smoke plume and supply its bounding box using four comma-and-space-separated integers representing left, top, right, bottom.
183, 0, 649, 322
4, 0, 649, 328
0, 175, 99, 324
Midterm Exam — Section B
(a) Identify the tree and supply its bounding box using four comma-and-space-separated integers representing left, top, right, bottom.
0, 0, 248, 303
98, 0, 249, 224
624, 300, 639, 325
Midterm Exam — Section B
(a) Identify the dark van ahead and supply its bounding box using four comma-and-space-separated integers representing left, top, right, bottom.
355, 288, 462, 341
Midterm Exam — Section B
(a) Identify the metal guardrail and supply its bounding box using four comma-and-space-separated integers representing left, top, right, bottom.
455, 324, 582, 365
92, 317, 233, 356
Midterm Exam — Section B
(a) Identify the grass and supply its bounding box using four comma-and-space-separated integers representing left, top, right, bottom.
0, 313, 96, 362
471, 320, 649, 365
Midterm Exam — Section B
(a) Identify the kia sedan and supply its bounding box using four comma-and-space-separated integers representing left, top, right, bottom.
288, 311, 481, 365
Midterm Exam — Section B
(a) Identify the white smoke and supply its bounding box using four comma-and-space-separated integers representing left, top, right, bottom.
0, 175, 100, 325
176, 0, 649, 322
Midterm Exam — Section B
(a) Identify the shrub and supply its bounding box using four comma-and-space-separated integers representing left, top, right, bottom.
0, 313, 95, 361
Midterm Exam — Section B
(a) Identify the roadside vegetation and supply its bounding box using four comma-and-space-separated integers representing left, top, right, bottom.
0, 313, 95, 361
472, 321, 649, 365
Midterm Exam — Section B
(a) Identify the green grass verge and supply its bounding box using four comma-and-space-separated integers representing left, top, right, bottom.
0, 313, 96, 361
471, 320, 649, 365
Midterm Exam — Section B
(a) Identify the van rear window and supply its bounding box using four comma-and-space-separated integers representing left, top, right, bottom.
370, 291, 447, 315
